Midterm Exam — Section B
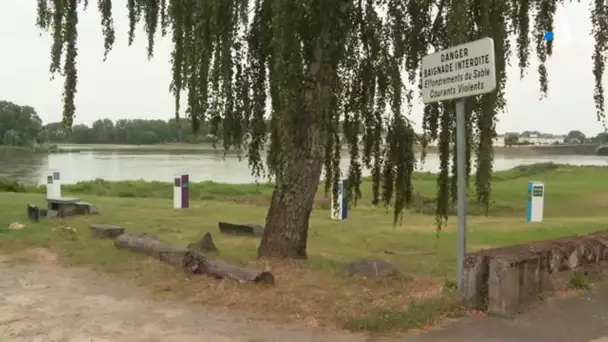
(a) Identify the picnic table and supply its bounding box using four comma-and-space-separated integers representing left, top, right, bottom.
46, 197, 98, 218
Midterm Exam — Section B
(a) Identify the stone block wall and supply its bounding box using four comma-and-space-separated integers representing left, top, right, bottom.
463, 230, 608, 317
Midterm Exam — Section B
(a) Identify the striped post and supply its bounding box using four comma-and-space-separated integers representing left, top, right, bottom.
330, 179, 348, 220
526, 181, 545, 222
46, 170, 61, 199
173, 174, 190, 209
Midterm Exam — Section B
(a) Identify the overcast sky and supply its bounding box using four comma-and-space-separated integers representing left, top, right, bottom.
0, 1, 605, 136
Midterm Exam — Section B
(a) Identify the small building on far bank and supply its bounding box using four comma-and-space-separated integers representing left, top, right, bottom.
497, 131, 565, 146
519, 133, 565, 145
419, 131, 566, 148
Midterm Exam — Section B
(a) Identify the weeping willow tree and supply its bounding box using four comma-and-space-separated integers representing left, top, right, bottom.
36, 0, 607, 259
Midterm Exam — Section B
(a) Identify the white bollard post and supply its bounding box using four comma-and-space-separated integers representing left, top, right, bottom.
52, 170, 61, 198
46, 170, 61, 199
173, 174, 190, 209
526, 181, 545, 222
330, 179, 349, 220
173, 176, 182, 209
46, 175, 54, 199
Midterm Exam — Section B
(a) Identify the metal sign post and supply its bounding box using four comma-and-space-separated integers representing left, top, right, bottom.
455, 98, 467, 291
421, 37, 497, 292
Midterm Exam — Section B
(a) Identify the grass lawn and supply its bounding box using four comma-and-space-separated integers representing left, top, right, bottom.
0, 162, 607, 332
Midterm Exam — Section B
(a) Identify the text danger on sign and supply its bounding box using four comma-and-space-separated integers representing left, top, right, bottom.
421, 37, 497, 103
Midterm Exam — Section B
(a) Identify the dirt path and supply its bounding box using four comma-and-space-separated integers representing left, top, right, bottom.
4, 252, 607, 342
0, 255, 396, 342
403, 282, 608, 342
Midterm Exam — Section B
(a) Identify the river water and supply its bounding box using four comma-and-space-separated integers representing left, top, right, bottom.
1, 149, 607, 184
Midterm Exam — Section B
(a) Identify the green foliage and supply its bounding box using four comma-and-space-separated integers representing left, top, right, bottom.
34, 0, 608, 234
43, 117, 357, 145
504, 133, 519, 147
2, 130, 21, 146
0, 177, 275, 202
0, 101, 45, 147
0, 144, 60, 154
0, 178, 26, 193
410, 163, 561, 216
593, 131, 608, 143
492, 162, 560, 180
46, 118, 219, 145
569, 272, 592, 290
566, 130, 587, 143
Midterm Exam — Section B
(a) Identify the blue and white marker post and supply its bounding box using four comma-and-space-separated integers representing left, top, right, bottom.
330, 179, 349, 220
526, 181, 545, 222
46, 169, 62, 199
173, 174, 190, 209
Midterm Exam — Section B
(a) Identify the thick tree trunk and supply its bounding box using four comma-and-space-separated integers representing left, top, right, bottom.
257, 147, 325, 259
257, 43, 328, 259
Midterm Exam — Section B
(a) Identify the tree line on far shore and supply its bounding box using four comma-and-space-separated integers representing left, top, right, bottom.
45, 118, 220, 145
503, 130, 608, 147
2, 100, 607, 148
0, 100, 363, 147
0, 100, 229, 146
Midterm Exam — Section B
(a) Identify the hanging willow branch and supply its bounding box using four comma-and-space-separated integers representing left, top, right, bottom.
36, 0, 607, 230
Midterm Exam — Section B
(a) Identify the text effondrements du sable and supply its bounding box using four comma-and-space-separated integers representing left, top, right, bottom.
423, 47, 492, 100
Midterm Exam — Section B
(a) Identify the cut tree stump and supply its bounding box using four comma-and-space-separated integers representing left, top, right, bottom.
187, 232, 220, 256
218, 222, 264, 237
114, 233, 274, 284
89, 224, 125, 239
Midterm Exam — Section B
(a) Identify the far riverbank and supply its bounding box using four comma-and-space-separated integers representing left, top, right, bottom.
52, 143, 608, 156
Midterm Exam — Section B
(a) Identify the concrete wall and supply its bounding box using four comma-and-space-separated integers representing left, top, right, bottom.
463, 230, 608, 317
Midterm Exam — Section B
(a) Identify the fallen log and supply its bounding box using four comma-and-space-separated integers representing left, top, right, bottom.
114, 233, 274, 284
205, 259, 275, 284
115, 233, 205, 273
